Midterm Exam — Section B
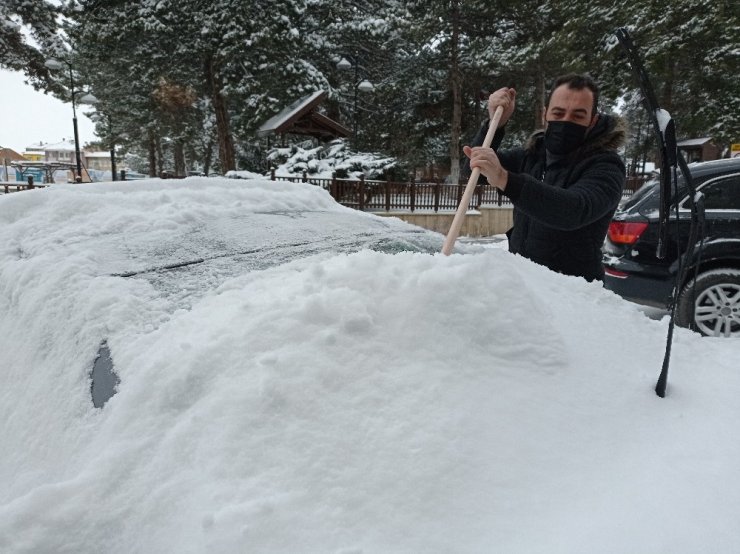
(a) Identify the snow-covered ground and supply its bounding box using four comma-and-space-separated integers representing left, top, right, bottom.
1, 177, 739, 553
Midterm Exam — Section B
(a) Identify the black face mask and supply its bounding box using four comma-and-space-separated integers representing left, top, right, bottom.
544, 120, 589, 155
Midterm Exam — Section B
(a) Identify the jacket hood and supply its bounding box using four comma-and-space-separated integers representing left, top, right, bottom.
526, 114, 628, 158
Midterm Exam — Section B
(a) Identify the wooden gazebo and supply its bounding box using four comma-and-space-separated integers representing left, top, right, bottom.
257, 91, 350, 142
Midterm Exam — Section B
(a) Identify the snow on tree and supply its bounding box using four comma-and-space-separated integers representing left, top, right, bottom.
58, 0, 739, 175
0, 0, 65, 89
265, 138, 398, 179
619, 0, 739, 146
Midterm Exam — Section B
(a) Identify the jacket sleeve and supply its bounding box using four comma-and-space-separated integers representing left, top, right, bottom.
502, 153, 626, 231
461, 120, 525, 181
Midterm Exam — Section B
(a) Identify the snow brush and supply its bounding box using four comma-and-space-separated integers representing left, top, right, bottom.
441, 105, 504, 255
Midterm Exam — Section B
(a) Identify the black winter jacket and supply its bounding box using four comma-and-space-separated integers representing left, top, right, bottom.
466, 114, 627, 281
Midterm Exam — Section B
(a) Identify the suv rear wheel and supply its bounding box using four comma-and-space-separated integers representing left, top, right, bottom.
676, 268, 740, 337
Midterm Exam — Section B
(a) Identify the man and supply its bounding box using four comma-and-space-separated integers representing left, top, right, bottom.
463, 74, 626, 281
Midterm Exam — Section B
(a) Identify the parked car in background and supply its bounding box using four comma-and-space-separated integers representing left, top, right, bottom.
603, 157, 740, 337
122, 170, 148, 180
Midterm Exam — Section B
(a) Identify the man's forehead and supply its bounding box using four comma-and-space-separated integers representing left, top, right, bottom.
549, 85, 593, 110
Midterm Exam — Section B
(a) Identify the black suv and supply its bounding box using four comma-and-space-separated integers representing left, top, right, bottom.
603, 157, 740, 337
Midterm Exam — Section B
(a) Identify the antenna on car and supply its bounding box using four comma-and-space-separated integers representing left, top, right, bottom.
613, 27, 705, 397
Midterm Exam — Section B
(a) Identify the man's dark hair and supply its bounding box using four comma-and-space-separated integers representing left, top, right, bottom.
545, 73, 599, 117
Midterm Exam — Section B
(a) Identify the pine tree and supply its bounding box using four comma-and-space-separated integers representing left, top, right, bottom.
67, 0, 183, 175
0, 0, 65, 88
622, 0, 739, 146
60, 0, 738, 177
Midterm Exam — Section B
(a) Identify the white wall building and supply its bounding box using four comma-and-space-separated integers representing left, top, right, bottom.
43, 139, 85, 166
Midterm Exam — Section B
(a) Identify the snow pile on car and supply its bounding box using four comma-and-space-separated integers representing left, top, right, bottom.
1, 178, 739, 553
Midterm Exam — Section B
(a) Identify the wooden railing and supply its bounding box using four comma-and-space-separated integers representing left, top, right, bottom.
626, 175, 653, 192
268, 169, 645, 212
1, 178, 48, 194
3, 171, 644, 208
269, 169, 512, 212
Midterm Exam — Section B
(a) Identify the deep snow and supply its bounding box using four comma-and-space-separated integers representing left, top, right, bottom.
1, 177, 739, 553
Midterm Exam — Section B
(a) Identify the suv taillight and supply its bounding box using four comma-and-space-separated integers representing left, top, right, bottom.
608, 221, 648, 245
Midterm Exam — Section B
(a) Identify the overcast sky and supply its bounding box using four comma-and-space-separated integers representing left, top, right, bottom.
0, 69, 98, 153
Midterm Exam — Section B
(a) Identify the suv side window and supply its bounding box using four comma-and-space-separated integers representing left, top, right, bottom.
698, 175, 740, 210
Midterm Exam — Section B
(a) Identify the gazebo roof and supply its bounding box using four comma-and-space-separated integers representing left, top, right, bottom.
677, 137, 713, 148
257, 91, 350, 141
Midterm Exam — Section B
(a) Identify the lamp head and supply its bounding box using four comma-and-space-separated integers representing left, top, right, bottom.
44, 58, 64, 71
336, 57, 352, 71
357, 80, 374, 93
79, 93, 99, 105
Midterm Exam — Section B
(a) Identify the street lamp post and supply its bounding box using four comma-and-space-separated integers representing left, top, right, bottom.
45, 57, 98, 182
110, 125, 117, 181
336, 56, 374, 145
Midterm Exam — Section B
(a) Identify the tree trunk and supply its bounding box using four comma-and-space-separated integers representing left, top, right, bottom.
661, 56, 675, 114
174, 140, 186, 177
534, 63, 546, 129
205, 55, 236, 172
448, 0, 462, 184
156, 137, 164, 176
148, 132, 157, 177
203, 139, 214, 176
